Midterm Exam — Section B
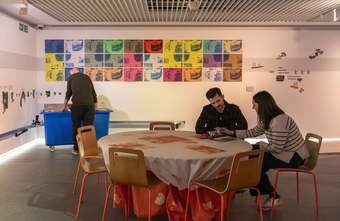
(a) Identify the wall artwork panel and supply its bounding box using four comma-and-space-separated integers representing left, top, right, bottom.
103, 68, 123, 81
45, 53, 64, 81
144, 68, 163, 81
65, 40, 84, 53
85, 40, 104, 53
45, 39, 242, 82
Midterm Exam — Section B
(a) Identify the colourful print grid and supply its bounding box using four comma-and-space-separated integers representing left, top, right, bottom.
45, 39, 242, 82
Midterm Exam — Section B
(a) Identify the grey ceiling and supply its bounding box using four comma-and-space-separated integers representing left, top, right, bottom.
5, 0, 340, 26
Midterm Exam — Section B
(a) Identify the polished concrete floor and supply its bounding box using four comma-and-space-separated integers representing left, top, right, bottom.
0, 144, 339, 221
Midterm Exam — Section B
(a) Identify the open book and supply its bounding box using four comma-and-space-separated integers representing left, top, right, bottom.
211, 135, 236, 141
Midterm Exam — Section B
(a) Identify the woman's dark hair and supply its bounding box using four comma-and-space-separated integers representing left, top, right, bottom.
253, 91, 284, 129
206, 87, 222, 99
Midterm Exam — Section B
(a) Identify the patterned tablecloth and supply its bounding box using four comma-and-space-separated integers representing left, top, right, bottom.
98, 130, 251, 190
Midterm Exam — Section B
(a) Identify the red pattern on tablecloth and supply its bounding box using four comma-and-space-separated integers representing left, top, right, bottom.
114, 184, 234, 221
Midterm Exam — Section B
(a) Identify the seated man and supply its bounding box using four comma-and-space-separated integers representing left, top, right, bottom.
195, 87, 248, 135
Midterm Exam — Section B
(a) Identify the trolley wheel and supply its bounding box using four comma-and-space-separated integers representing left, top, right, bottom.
49, 146, 55, 152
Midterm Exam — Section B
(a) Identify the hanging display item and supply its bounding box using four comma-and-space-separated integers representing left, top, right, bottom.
20, 91, 26, 108
2, 91, 8, 114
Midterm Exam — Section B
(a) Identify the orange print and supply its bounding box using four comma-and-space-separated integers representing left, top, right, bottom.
186, 145, 225, 154
139, 135, 190, 144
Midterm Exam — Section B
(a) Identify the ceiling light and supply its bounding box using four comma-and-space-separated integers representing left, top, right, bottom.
18, 0, 28, 16
188, 0, 199, 11
19, 7, 28, 15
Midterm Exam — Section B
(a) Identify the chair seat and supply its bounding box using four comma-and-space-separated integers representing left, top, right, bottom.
80, 158, 107, 174
193, 173, 229, 194
276, 167, 311, 173
299, 165, 312, 171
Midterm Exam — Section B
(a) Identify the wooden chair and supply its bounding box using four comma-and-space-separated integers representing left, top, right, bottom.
73, 125, 107, 218
149, 121, 175, 130
270, 133, 322, 218
101, 148, 162, 221
184, 149, 265, 221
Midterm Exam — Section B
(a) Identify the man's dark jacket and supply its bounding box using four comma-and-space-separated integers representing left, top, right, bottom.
195, 101, 248, 134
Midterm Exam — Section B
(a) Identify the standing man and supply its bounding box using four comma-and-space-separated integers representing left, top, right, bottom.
195, 87, 248, 135
63, 67, 97, 155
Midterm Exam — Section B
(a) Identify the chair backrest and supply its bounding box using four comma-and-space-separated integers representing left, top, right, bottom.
76, 125, 99, 157
226, 149, 264, 192
108, 148, 149, 187
149, 121, 175, 131
302, 133, 322, 171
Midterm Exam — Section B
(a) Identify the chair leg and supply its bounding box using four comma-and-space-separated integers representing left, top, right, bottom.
250, 187, 263, 221
104, 173, 108, 191
112, 188, 115, 208
75, 173, 88, 218
296, 172, 300, 203
195, 188, 202, 211
311, 173, 320, 217
270, 170, 280, 219
270, 170, 319, 219
220, 194, 224, 221
148, 189, 152, 221
101, 184, 113, 221
124, 186, 131, 217
72, 160, 81, 195
184, 186, 191, 221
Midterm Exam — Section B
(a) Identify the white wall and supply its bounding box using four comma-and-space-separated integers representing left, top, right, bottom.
35, 27, 340, 140
0, 12, 38, 154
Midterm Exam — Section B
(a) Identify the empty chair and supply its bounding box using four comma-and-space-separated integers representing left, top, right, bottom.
270, 133, 322, 218
149, 121, 175, 130
185, 149, 265, 221
73, 125, 107, 218
101, 148, 162, 221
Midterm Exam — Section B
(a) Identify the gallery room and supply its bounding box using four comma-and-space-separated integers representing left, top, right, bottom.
0, 0, 339, 220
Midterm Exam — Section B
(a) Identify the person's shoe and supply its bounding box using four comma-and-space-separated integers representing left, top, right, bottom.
262, 196, 282, 211
72, 150, 79, 156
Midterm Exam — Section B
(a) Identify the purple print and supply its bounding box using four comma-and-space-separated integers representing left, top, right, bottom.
203, 54, 222, 67
124, 68, 143, 81
163, 68, 183, 81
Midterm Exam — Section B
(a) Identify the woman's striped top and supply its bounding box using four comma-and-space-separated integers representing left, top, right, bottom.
236, 114, 309, 163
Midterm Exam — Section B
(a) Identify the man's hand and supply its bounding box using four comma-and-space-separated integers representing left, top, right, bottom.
215, 127, 234, 136
63, 99, 69, 112
62, 106, 69, 112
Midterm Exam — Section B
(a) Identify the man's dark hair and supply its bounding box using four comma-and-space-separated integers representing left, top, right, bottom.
206, 87, 222, 99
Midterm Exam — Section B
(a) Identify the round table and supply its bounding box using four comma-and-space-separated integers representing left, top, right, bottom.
98, 130, 251, 190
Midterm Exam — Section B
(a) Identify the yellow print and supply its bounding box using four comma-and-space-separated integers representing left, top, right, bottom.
163, 53, 182, 68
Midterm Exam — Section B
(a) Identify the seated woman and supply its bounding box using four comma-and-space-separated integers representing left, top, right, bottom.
219, 90, 309, 210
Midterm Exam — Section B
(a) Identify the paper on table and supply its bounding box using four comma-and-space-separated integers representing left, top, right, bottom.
185, 144, 225, 154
